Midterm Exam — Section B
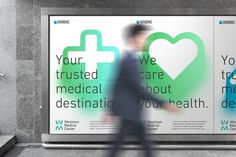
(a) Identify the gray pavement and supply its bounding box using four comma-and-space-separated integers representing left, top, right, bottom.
3, 145, 236, 157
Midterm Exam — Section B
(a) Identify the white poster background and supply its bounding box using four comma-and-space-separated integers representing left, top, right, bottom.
50, 16, 235, 134
131, 16, 214, 134
214, 16, 236, 134
50, 16, 130, 134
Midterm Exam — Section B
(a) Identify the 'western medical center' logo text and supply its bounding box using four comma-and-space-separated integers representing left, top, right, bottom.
221, 120, 236, 131
55, 120, 80, 131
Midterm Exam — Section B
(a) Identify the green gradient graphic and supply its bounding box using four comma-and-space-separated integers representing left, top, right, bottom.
58, 30, 119, 116
141, 32, 208, 101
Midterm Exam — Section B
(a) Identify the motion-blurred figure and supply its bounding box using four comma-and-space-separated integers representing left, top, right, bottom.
107, 24, 178, 157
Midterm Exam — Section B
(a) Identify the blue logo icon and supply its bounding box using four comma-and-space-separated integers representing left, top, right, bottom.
223, 68, 236, 114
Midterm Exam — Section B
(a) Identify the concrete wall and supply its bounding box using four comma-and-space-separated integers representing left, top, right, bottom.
1, 0, 236, 143
0, 0, 16, 138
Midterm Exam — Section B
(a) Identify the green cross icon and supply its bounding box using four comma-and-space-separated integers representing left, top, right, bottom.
63, 30, 119, 74
57, 30, 119, 116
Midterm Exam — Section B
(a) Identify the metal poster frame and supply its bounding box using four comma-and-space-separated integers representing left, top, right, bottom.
41, 8, 236, 144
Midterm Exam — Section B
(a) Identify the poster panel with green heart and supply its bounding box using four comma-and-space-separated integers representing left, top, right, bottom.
49, 16, 235, 135
132, 16, 214, 134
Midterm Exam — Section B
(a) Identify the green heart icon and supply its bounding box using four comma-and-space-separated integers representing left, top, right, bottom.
141, 32, 208, 101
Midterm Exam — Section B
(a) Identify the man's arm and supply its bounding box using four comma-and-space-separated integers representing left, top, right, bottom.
122, 57, 167, 107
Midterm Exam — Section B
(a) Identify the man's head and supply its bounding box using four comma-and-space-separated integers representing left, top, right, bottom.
124, 24, 151, 51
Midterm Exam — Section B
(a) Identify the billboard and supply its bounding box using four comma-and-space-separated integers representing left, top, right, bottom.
47, 15, 236, 135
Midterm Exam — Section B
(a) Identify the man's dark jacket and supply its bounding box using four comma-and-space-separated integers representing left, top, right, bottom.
111, 51, 166, 122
